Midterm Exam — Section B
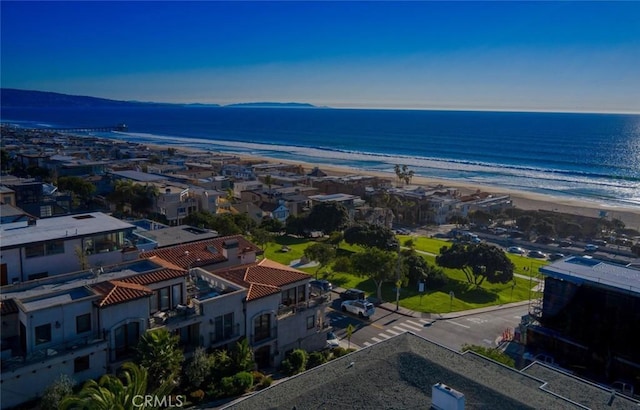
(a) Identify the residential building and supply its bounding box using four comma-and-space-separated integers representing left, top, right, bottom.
0, 186, 16, 206
0, 212, 136, 285
521, 257, 640, 394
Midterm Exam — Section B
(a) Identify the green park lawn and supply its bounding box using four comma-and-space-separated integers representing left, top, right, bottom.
263, 234, 547, 314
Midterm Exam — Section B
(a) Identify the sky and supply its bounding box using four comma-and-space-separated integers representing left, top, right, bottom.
1, 1, 639, 113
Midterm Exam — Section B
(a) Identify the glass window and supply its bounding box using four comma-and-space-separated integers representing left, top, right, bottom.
35, 324, 52, 345
214, 316, 223, 342
46, 240, 65, 255
172, 284, 182, 308
159, 288, 170, 311
74, 355, 90, 373
307, 315, 315, 330
76, 313, 91, 334
114, 321, 140, 360
297, 285, 307, 302
223, 313, 234, 339
25, 244, 45, 258
281, 288, 295, 306
149, 291, 158, 313
254, 314, 271, 342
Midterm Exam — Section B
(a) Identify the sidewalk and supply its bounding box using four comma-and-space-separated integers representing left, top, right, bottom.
331, 286, 531, 321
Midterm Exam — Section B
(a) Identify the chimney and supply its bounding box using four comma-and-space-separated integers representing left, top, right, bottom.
222, 239, 239, 260
27, 218, 37, 226
432, 383, 465, 410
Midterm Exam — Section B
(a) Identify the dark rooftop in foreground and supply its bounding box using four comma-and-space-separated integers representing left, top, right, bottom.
223, 332, 640, 410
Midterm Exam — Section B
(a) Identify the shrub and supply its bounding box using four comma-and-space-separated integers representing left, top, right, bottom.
281, 349, 308, 375
307, 351, 327, 369
331, 347, 349, 358
260, 375, 273, 389
251, 370, 265, 387
41, 374, 75, 410
185, 347, 215, 390
189, 390, 205, 403
233, 371, 254, 394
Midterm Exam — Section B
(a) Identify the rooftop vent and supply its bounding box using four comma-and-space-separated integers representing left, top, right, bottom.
73, 214, 95, 220
432, 383, 464, 410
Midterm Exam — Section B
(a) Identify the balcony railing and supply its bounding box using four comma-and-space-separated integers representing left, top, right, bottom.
277, 294, 330, 318
1, 332, 105, 372
149, 303, 202, 328
209, 323, 241, 347
250, 326, 278, 345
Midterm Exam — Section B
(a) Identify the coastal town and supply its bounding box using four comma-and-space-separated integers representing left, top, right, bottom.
1, 125, 639, 409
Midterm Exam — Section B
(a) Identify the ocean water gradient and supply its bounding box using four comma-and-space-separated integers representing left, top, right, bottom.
2, 107, 640, 208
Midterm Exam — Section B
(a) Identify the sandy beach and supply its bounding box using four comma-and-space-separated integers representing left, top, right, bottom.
145, 143, 640, 229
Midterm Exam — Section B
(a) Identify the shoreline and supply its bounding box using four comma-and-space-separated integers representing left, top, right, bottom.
138, 141, 640, 229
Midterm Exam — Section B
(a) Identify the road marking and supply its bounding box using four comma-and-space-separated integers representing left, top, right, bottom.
483, 339, 493, 345
378, 333, 392, 339
371, 323, 384, 330
466, 317, 488, 324
363, 342, 372, 347
406, 320, 424, 328
371, 337, 382, 342
449, 321, 471, 329
398, 322, 423, 332
386, 328, 400, 335
392, 326, 408, 334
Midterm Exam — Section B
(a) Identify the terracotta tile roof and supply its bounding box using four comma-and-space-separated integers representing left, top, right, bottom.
92, 280, 153, 307
140, 235, 262, 269
213, 259, 311, 301
119, 268, 187, 286
0, 298, 18, 315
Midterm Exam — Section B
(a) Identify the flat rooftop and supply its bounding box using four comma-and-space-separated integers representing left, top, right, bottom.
540, 256, 640, 296
135, 225, 219, 248
0, 212, 135, 248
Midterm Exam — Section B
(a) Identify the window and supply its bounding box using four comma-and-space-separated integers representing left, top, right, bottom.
76, 313, 91, 334
149, 291, 158, 313
35, 324, 52, 345
159, 287, 170, 311
114, 322, 140, 360
297, 285, 307, 303
307, 315, 315, 330
172, 284, 182, 308
28, 272, 48, 280
40, 205, 52, 217
281, 288, 295, 306
25, 244, 45, 258
74, 355, 90, 373
46, 240, 64, 255
254, 314, 271, 343
212, 313, 235, 343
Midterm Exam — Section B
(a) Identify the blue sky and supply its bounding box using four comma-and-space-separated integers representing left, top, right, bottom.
2, 1, 639, 113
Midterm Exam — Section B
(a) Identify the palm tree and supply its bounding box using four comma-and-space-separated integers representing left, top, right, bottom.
135, 328, 184, 390
59, 362, 175, 410
231, 338, 255, 373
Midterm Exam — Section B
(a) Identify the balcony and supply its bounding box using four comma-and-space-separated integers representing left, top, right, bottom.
209, 323, 241, 348
250, 326, 278, 346
149, 303, 202, 329
277, 294, 330, 318
1, 332, 105, 372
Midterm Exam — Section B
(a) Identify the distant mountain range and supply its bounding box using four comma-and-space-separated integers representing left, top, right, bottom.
0, 88, 319, 108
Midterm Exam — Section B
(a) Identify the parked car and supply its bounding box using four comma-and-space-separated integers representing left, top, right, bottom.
326, 331, 340, 348
309, 279, 333, 294
528, 250, 547, 259
507, 246, 526, 255
341, 299, 375, 318
584, 244, 599, 253
340, 288, 366, 301
548, 253, 565, 261
558, 240, 573, 248
535, 236, 554, 244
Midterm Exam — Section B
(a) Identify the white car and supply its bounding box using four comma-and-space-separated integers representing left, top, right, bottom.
507, 246, 526, 255
326, 331, 340, 348
341, 300, 375, 319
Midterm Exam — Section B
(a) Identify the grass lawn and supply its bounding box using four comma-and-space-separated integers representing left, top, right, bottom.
263, 234, 546, 314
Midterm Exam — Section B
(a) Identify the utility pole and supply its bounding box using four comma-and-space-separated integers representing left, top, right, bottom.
395, 243, 401, 311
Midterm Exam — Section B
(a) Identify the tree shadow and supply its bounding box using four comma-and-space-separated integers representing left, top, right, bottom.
443, 280, 499, 304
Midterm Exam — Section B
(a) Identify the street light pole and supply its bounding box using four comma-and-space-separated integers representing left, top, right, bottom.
395, 243, 401, 311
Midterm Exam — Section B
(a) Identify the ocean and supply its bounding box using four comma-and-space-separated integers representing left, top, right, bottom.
2, 106, 640, 209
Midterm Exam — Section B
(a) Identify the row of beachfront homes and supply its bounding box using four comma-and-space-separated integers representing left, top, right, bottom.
0, 219, 328, 408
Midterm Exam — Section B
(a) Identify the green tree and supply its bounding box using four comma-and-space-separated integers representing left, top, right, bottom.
263, 174, 274, 190
60, 362, 175, 410
306, 202, 350, 234
41, 374, 75, 410
394, 164, 414, 185
185, 347, 215, 390
436, 243, 514, 286
260, 217, 284, 233
351, 247, 399, 301
230, 338, 255, 373
343, 223, 398, 251
135, 328, 184, 390
303, 242, 336, 279
280, 349, 308, 376
251, 227, 274, 251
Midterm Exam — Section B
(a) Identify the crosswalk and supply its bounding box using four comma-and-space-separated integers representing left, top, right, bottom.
361, 318, 433, 347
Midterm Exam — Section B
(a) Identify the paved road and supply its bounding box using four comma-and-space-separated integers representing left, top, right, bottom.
326, 299, 529, 351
